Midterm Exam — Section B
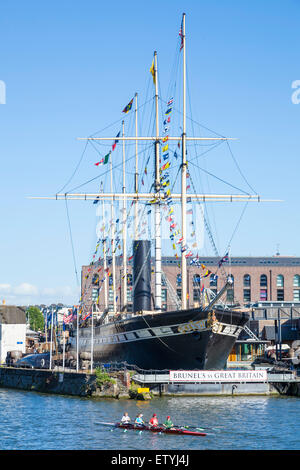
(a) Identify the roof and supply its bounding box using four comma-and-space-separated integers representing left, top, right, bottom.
0, 306, 26, 324
82, 256, 300, 269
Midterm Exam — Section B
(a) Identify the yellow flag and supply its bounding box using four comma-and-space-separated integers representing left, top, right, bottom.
150, 60, 156, 84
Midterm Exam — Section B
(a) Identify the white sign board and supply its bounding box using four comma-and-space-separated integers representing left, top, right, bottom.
169, 370, 268, 383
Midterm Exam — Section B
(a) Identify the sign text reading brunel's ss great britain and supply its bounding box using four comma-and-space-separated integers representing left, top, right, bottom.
169, 370, 268, 382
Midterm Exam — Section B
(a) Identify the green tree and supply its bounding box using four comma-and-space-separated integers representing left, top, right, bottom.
27, 306, 44, 332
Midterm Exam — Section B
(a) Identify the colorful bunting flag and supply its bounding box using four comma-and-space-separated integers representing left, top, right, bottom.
112, 131, 120, 151
218, 252, 229, 268
150, 59, 156, 84
122, 98, 133, 114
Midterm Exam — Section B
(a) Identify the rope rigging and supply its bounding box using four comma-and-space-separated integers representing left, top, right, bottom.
62, 30, 258, 316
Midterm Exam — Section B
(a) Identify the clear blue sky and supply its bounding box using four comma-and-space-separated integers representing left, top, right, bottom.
0, 0, 299, 306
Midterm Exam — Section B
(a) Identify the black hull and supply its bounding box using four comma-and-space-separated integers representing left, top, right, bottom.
70, 307, 249, 370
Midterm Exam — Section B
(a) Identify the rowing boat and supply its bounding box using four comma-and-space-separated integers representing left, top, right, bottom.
96, 421, 206, 436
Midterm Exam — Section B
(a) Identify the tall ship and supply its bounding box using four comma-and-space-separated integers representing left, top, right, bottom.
33, 14, 270, 371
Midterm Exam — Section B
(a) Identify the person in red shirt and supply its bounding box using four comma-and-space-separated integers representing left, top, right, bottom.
149, 413, 159, 427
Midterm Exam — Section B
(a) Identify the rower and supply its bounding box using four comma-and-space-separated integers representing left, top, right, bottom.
134, 413, 144, 426
120, 412, 131, 424
149, 413, 159, 427
163, 415, 174, 429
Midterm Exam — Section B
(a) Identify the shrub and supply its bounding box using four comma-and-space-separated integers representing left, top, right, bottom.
95, 368, 116, 387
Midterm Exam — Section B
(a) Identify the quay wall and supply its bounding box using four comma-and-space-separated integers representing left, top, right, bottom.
0, 367, 97, 397
1, 366, 299, 398
161, 382, 278, 396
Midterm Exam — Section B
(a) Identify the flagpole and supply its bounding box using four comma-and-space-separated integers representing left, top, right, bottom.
50, 306, 54, 370
181, 12, 187, 310
154, 51, 162, 310
110, 153, 117, 313
122, 120, 127, 311
62, 328, 65, 371
76, 305, 79, 372
91, 306, 94, 373
45, 309, 48, 348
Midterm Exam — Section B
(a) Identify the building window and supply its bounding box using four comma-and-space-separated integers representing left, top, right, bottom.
193, 289, 200, 302
210, 274, 218, 287
177, 289, 182, 300
293, 289, 300, 301
293, 275, 300, 287
92, 288, 99, 302
127, 288, 132, 302
226, 289, 234, 303
277, 289, 284, 301
276, 275, 284, 287
243, 289, 251, 302
176, 274, 182, 286
260, 289, 267, 301
92, 274, 99, 286
127, 274, 133, 286
162, 289, 167, 302
243, 274, 251, 287
260, 274, 268, 287
193, 274, 201, 286
228, 274, 234, 285
109, 287, 114, 301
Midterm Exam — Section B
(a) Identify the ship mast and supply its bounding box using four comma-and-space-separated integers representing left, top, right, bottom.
181, 12, 187, 310
122, 120, 127, 311
29, 14, 280, 315
154, 51, 162, 310
110, 153, 117, 313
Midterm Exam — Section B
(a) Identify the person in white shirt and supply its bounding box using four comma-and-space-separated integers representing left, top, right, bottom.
120, 412, 131, 424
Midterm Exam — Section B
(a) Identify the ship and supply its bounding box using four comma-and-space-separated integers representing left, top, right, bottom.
33, 13, 266, 371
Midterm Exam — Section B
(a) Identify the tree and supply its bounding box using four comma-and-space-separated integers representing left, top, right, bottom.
27, 306, 44, 332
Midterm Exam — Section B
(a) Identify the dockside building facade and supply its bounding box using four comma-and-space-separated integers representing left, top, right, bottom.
81, 256, 300, 312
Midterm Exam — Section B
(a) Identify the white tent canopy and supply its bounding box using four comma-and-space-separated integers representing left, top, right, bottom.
265, 344, 290, 351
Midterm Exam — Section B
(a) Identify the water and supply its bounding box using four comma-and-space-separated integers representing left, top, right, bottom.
0, 388, 299, 450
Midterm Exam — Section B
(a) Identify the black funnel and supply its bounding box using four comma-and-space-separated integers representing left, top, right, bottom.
133, 240, 151, 312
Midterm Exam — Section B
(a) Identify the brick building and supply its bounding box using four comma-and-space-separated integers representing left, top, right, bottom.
81, 255, 300, 312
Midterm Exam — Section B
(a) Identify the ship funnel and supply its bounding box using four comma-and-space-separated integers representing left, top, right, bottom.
133, 240, 151, 312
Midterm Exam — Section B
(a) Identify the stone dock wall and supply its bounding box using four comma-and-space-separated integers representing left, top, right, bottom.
0, 367, 97, 397
0, 366, 299, 398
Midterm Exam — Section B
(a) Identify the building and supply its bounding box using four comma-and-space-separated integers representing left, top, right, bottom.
81, 255, 300, 313
0, 306, 26, 364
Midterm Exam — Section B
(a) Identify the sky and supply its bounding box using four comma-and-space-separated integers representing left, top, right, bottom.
0, 0, 299, 306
